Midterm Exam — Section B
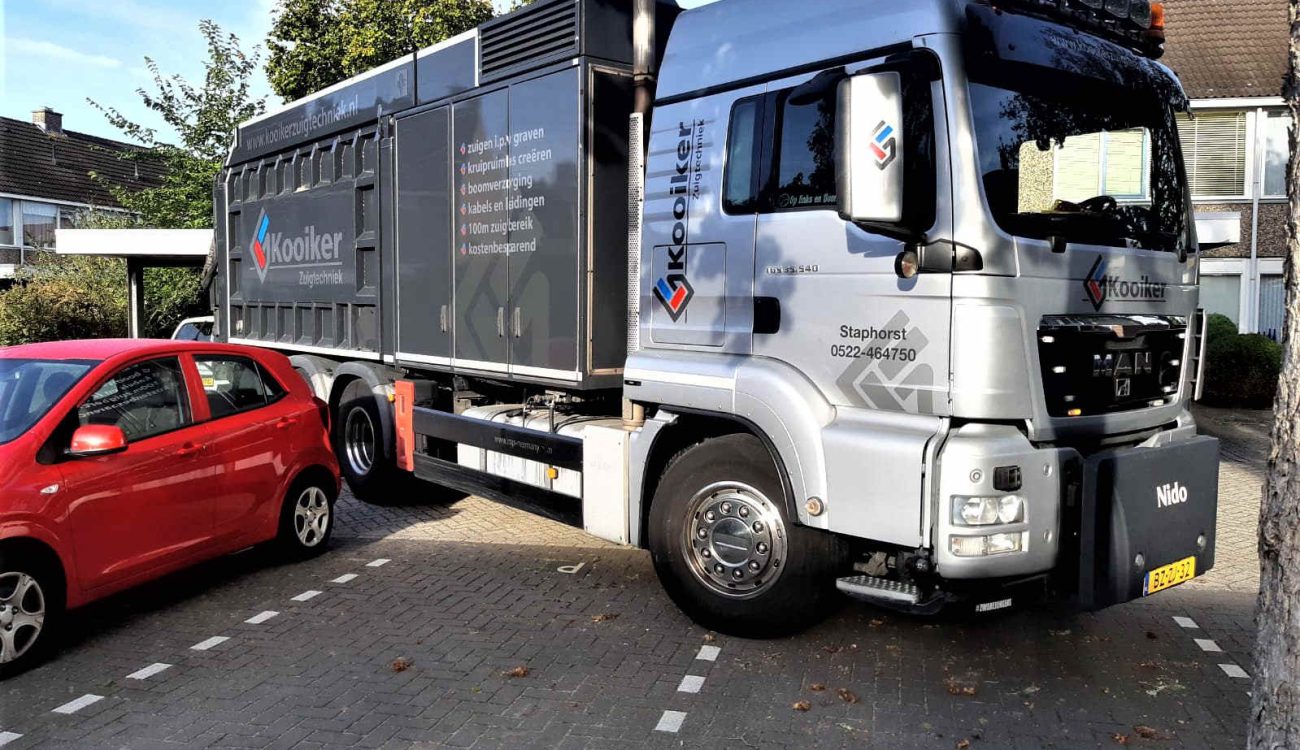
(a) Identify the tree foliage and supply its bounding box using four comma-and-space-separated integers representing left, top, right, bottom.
89, 20, 264, 228
266, 0, 498, 101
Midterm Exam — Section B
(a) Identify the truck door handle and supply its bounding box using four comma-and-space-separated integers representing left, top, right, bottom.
176, 443, 204, 458
497, 307, 505, 337
274, 416, 298, 430
440, 304, 449, 333
512, 307, 522, 338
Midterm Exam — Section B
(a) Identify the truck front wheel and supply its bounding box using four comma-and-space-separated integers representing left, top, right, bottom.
648, 434, 844, 638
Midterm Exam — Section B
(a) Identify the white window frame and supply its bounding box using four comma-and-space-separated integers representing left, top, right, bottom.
0, 193, 131, 252
1198, 259, 1249, 330
1259, 109, 1291, 201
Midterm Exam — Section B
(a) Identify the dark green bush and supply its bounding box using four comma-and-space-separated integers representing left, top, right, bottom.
1201, 324, 1282, 408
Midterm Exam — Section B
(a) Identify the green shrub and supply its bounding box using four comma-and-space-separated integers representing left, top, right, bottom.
1205, 313, 1239, 347
1201, 327, 1282, 409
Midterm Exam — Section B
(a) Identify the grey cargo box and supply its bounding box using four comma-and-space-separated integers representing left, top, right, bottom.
215, 0, 679, 388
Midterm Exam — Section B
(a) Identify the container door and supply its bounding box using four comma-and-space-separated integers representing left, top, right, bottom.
395, 106, 454, 364
506, 68, 581, 379
453, 89, 511, 373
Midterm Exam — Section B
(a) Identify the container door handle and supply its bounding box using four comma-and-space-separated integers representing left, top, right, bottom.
512, 307, 522, 338
496, 306, 505, 337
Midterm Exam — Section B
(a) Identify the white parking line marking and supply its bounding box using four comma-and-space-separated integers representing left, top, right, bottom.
1194, 638, 1223, 653
678, 675, 705, 694
696, 645, 720, 662
245, 610, 279, 624
52, 694, 103, 714
0, 731, 22, 746
126, 663, 171, 680
654, 710, 687, 733
191, 636, 230, 651
1220, 663, 1250, 679
291, 590, 322, 602
1173, 616, 1199, 629
330, 573, 358, 583
366, 559, 390, 568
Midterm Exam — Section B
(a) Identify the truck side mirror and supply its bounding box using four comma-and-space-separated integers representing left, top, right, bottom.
837, 72, 906, 225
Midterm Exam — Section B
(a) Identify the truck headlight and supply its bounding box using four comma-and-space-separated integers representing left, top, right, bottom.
953, 495, 1025, 527
949, 532, 1029, 557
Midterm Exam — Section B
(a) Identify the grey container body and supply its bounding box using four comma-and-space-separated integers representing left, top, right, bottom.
215, 0, 670, 388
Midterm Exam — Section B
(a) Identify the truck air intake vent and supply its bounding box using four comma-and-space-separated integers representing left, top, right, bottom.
479, 0, 579, 83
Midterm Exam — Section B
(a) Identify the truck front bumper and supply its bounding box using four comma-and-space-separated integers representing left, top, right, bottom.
933, 423, 1219, 609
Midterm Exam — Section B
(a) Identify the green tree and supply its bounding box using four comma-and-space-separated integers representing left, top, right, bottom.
90, 19, 265, 228
266, 0, 496, 101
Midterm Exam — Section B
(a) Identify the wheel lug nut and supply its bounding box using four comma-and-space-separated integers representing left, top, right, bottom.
739, 506, 749, 518
732, 569, 744, 580
721, 502, 732, 514
697, 528, 708, 539
757, 543, 768, 554
705, 511, 715, 522
748, 561, 760, 572
714, 564, 725, 575
701, 549, 711, 558
752, 521, 764, 533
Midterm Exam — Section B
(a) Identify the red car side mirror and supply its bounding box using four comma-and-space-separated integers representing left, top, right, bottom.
68, 425, 129, 458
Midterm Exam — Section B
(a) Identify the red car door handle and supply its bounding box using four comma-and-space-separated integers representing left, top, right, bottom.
176, 443, 204, 457
275, 417, 299, 430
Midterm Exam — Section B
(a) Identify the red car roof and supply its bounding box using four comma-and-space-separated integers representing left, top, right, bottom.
0, 338, 274, 363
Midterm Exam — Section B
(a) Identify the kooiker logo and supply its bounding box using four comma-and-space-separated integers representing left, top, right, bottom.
1083, 256, 1168, 311
249, 208, 345, 283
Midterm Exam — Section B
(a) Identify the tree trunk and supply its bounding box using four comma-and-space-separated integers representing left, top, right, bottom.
1250, 3, 1300, 747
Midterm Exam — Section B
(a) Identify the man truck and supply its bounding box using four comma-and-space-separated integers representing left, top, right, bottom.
212, 0, 1219, 636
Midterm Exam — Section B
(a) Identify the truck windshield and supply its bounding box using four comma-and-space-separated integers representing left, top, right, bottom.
0, 359, 94, 444
970, 79, 1189, 254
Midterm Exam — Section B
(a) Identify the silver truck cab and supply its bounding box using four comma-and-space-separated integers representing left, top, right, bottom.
625, 0, 1216, 627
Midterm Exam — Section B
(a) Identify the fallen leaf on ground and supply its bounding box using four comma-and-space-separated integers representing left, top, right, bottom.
944, 678, 977, 696
703, 633, 716, 642
390, 657, 412, 672
591, 613, 619, 623
793, 700, 811, 712
822, 645, 842, 654
1111, 733, 1130, 745
837, 688, 860, 704
1134, 725, 1168, 740
868, 618, 886, 628
503, 666, 530, 678
810, 683, 827, 692
957, 740, 971, 749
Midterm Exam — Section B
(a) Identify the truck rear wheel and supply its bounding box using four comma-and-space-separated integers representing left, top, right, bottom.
648, 434, 844, 638
335, 380, 408, 504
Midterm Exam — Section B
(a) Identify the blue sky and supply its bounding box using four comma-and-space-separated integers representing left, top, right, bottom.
0, 0, 716, 145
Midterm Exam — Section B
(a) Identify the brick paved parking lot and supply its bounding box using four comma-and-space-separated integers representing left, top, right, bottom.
0, 444, 1264, 749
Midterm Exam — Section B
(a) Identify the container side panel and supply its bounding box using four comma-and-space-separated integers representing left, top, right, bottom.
396, 107, 454, 361
507, 67, 581, 375
454, 89, 511, 367
589, 69, 633, 372
416, 36, 478, 105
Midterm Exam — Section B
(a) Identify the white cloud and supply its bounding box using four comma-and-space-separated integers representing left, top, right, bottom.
8, 38, 122, 69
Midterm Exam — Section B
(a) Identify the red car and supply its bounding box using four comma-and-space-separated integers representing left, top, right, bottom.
0, 339, 339, 676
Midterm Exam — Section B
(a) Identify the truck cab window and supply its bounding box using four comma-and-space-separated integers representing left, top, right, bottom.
723, 97, 763, 213
770, 88, 838, 211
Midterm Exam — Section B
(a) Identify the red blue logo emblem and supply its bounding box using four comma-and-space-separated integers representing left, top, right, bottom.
251, 209, 271, 282
871, 121, 897, 170
654, 276, 694, 322
1085, 256, 1108, 310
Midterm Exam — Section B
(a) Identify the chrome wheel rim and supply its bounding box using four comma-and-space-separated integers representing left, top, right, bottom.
0, 571, 45, 664
344, 406, 376, 477
293, 487, 331, 547
681, 481, 788, 600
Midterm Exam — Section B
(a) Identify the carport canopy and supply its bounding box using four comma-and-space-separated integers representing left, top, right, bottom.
56, 228, 214, 338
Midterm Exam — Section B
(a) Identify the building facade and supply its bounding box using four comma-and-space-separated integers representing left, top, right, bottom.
1164, 0, 1291, 339
0, 108, 165, 280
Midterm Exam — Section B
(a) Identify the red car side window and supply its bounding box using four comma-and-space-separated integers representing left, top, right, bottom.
77, 358, 192, 443
194, 356, 286, 420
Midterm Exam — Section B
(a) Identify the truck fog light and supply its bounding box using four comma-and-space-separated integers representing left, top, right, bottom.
953, 496, 1025, 526
949, 533, 1027, 558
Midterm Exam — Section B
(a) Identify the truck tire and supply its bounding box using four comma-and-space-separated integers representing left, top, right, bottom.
335, 379, 408, 504
648, 433, 845, 638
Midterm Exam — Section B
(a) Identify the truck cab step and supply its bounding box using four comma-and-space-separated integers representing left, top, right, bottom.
836, 575, 922, 606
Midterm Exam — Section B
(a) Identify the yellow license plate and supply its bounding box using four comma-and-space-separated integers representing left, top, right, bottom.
1144, 556, 1197, 596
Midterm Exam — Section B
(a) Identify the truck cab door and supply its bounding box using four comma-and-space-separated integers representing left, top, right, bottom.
752, 58, 953, 415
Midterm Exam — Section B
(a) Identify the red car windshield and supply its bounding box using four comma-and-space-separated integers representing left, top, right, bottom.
0, 358, 96, 444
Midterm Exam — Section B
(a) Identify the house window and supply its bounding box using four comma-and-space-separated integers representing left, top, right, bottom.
1177, 111, 1249, 199
1200, 274, 1242, 326
0, 199, 13, 246
1259, 274, 1285, 342
1263, 111, 1290, 199
1051, 129, 1150, 203
21, 202, 58, 249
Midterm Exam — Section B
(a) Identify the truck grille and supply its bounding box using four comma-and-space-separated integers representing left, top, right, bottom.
1038, 315, 1189, 418
479, 0, 578, 82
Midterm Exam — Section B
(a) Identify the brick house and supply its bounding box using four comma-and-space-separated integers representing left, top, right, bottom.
1163, 0, 1291, 338
0, 108, 166, 280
